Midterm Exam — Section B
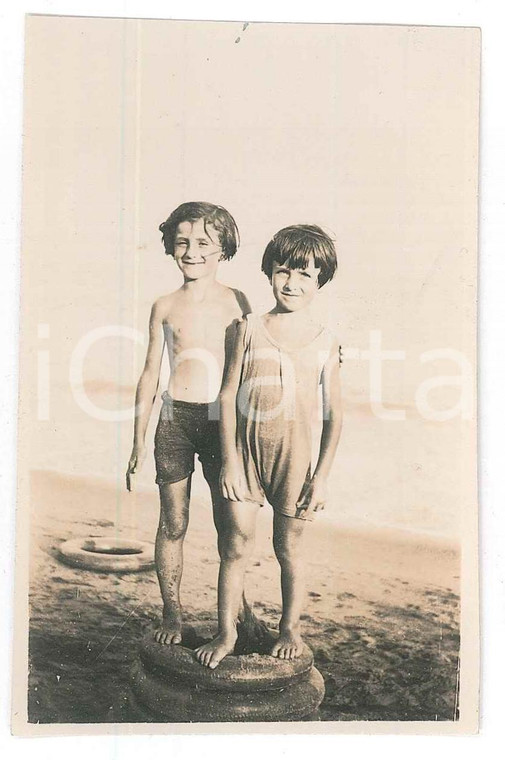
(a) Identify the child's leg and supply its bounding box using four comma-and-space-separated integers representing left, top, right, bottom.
271, 512, 307, 659
208, 480, 261, 628
154, 476, 191, 645
195, 500, 259, 668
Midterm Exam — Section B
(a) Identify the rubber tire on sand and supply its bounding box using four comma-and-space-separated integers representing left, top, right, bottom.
58, 537, 155, 573
140, 633, 313, 692
130, 657, 325, 722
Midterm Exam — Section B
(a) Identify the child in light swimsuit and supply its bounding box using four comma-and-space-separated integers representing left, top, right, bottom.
196, 225, 343, 668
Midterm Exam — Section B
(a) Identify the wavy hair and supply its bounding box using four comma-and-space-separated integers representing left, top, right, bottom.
159, 201, 240, 260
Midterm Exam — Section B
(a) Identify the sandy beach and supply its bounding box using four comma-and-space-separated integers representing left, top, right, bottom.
27, 469, 460, 724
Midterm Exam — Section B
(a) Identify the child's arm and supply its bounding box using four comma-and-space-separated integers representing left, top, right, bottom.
295, 340, 343, 519
219, 319, 247, 502
126, 300, 165, 491
232, 288, 252, 318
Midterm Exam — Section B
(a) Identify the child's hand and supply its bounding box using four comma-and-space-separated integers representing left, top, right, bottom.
295, 477, 328, 520
126, 444, 146, 492
220, 462, 245, 503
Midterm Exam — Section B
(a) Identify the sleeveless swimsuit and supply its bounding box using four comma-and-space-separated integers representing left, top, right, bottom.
236, 313, 334, 519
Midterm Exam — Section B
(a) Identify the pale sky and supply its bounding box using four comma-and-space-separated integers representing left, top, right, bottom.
22, 18, 478, 400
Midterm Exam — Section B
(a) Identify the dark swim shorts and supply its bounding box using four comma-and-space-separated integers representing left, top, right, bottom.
154, 392, 222, 487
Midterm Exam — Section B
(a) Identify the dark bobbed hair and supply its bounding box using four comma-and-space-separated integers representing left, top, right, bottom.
159, 201, 240, 260
261, 224, 337, 287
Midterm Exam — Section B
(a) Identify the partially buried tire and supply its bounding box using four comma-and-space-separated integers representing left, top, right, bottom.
130, 657, 325, 722
139, 632, 314, 693
58, 537, 155, 573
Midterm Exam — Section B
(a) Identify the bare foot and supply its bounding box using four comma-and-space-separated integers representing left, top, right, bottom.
271, 629, 304, 659
195, 631, 237, 669
154, 606, 182, 645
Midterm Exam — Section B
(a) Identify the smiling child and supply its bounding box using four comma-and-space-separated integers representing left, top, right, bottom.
195, 224, 343, 668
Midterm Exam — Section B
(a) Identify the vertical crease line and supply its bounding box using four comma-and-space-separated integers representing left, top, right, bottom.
131, 20, 142, 529
116, 20, 127, 534
278, 347, 284, 391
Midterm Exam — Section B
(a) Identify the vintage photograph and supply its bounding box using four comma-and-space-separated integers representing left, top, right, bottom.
13, 16, 479, 733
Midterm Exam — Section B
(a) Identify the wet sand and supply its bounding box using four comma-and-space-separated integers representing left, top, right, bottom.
27, 469, 460, 724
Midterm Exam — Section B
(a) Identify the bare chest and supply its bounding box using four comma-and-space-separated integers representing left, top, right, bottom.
163, 300, 239, 353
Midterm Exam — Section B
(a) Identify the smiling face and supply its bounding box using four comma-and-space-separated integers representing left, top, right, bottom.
173, 218, 222, 280
271, 258, 321, 312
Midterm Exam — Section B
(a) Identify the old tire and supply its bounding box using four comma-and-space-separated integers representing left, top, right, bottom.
130, 657, 325, 722
139, 632, 314, 693
58, 537, 155, 573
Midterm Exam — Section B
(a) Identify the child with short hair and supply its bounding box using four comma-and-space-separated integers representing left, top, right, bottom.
196, 224, 343, 669
126, 201, 252, 645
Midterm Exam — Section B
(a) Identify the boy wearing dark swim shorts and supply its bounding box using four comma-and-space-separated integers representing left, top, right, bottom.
126, 201, 250, 645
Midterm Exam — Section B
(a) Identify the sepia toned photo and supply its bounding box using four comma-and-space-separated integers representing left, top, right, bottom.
12, 15, 480, 734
